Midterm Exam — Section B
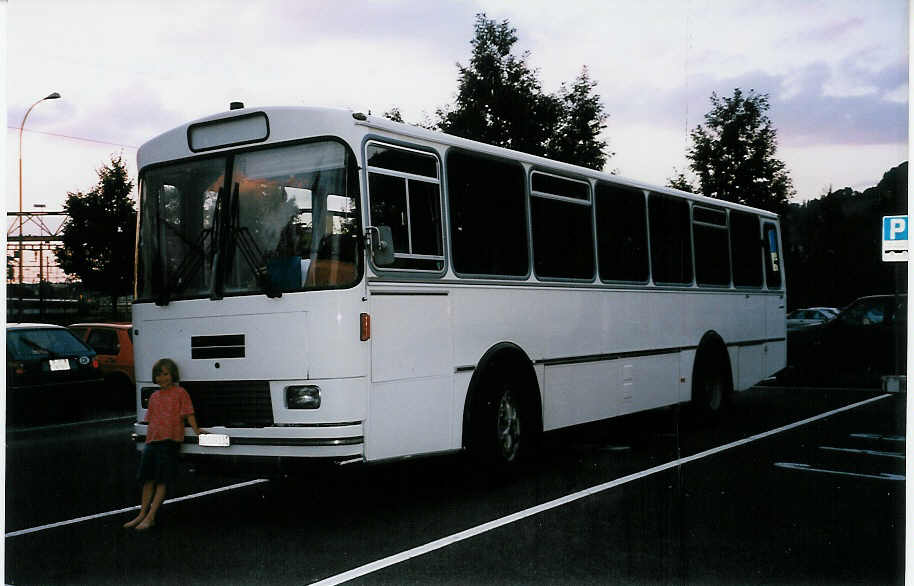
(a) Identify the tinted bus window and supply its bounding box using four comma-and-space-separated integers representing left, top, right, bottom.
595, 183, 649, 282
367, 143, 438, 177
730, 211, 763, 287
531, 172, 590, 200
764, 222, 782, 289
447, 150, 528, 277
530, 172, 594, 279
693, 206, 731, 286
648, 193, 692, 284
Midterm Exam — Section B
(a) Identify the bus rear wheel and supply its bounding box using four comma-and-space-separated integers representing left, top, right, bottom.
474, 378, 529, 468
496, 388, 522, 462
691, 352, 731, 421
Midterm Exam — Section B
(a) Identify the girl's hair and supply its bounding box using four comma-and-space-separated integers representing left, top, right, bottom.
152, 358, 180, 382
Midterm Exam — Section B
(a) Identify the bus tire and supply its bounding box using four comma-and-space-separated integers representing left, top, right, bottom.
466, 351, 541, 470
475, 374, 527, 467
690, 337, 732, 421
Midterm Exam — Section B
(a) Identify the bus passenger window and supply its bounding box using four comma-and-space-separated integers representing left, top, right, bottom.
693, 206, 730, 286
530, 172, 594, 280
730, 211, 763, 287
648, 193, 692, 284
447, 150, 528, 277
595, 183, 648, 282
366, 142, 444, 271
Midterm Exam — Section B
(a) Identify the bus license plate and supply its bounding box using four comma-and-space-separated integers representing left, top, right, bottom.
199, 433, 230, 447
49, 359, 70, 371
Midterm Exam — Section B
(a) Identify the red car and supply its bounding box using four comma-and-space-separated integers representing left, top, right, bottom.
69, 323, 135, 403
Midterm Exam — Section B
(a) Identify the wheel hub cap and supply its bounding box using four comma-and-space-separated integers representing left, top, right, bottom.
497, 390, 521, 461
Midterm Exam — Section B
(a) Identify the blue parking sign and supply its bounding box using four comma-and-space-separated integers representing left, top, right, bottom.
882, 215, 908, 262
883, 216, 908, 241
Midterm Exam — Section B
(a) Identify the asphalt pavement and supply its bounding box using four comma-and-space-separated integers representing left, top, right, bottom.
4, 385, 906, 585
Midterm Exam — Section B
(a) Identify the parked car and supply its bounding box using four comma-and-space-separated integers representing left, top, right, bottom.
786, 308, 837, 330
7, 323, 103, 415
808, 306, 839, 320
68, 323, 135, 404
783, 294, 906, 387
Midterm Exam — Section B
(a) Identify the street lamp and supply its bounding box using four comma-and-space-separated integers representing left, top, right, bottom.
18, 92, 61, 321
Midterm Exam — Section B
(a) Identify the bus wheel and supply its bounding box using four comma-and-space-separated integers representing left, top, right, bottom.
691, 352, 731, 421
474, 379, 528, 468
496, 388, 522, 463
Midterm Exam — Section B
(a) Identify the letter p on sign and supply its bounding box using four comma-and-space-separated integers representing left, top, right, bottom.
882, 215, 908, 262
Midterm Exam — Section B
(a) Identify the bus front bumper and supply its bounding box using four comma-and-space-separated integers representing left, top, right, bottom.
132, 422, 364, 459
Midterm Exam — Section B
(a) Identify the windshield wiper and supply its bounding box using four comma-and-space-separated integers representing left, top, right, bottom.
155, 188, 222, 306
210, 182, 281, 300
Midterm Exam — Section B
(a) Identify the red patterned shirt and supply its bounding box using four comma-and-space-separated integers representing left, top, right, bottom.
146, 385, 195, 443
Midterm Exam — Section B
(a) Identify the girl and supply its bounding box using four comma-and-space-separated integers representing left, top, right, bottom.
123, 358, 206, 530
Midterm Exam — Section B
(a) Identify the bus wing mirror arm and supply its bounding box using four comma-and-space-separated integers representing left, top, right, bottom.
365, 225, 395, 266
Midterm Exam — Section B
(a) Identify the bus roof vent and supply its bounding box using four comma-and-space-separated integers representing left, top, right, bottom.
229, 101, 245, 110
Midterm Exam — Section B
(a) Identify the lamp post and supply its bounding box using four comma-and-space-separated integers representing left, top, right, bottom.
17, 92, 60, 321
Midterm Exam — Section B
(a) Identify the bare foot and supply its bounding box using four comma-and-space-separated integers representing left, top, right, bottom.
122, 514, 145, 529
135, 518, 156, 531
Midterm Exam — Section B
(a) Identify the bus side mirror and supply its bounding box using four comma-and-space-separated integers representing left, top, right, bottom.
367, 226, 395, 266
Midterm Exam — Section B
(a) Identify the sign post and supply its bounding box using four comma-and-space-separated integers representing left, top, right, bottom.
882, 215, 908, 262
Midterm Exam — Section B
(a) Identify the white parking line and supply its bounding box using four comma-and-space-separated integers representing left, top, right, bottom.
849, 433, 905, 443
774, 462, 904, 481
309, 393, 893, 586
5, 479, 269, 538
819, 446, 904, 459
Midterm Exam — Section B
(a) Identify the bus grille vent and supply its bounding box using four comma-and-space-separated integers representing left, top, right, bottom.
181, 380, 273, 427
191, 334, 245, 359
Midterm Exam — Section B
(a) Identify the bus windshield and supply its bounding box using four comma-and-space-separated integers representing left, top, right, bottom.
137, 140, 362, 302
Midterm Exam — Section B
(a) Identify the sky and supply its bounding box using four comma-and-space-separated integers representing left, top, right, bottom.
3, 0, 910, 235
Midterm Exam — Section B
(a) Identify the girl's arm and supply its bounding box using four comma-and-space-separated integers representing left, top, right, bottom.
185, 413, 205, 436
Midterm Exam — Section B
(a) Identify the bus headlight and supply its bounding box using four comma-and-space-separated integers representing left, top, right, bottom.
141, 387, 158, 409
285, 385, 321, 409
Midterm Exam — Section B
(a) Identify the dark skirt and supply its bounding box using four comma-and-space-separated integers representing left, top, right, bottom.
137, 440, 181, 484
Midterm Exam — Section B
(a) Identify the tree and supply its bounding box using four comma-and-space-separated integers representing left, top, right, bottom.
666, 168, 695, 192
780, 161, 907, 309
436, 13, 609, 170
382, 107, 404, 123
687, 88, 794, 212
546, 66, 610, 169
57, 154, 136, 317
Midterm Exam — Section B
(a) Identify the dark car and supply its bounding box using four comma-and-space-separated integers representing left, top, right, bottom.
7, 323, 103, 415
783, 294, 906, 387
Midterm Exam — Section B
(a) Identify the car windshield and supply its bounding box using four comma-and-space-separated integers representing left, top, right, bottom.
7, 329, 92, 360
137, 140, 362, 302
840, 297, 906, 326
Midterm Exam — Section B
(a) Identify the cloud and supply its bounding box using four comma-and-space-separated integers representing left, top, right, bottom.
601, 60, 907, 148
777, 91, 907, 146
795, 16, 865, 43
24, 82, 186, 150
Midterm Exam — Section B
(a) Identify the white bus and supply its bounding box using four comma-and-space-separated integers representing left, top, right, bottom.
132, 105, 786, 469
